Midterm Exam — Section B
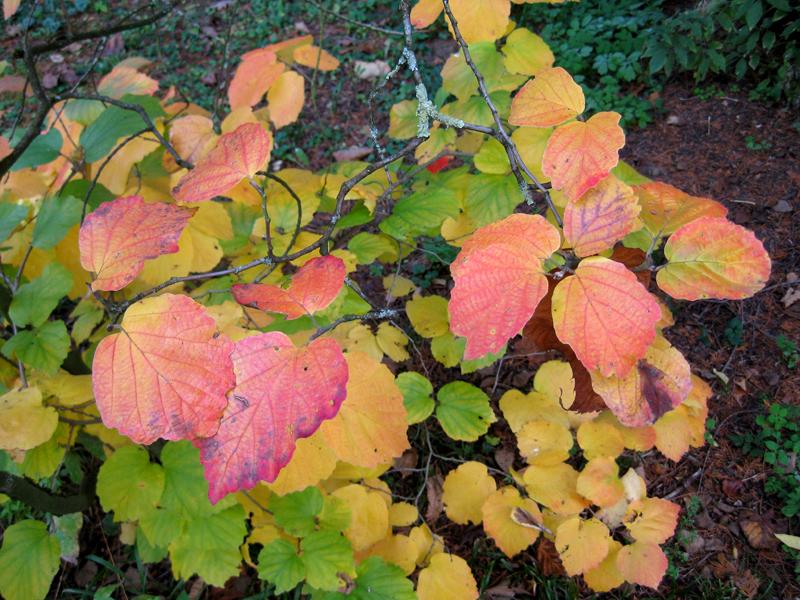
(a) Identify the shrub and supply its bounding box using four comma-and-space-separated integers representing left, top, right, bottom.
0, 0, 772, 598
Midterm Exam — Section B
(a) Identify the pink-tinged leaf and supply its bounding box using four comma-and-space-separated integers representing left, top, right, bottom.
172, 122, 272, 203
509, 67, 585, 128
228, 48, 286, 110
551, 256, 661, 378
232, 255, 345, 319
634, 181, 727, 236
92, 294, 235, 445
589, 336, 691, 427
97, 66, 158, 99
196, 333, 348, 503
79, 195, 195, 291
563, 176, 641, 257
450, 214, 561, 359
542, 112, 625, 201
657, 216, 771, 300
3, 0, 21, 20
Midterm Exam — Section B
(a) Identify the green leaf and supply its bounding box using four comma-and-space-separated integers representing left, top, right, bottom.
168, 505, 247, 587
436, 381, 496, 441
746, 0, 763, 29
96, 445, 165, 521
318, 494, 351, 532
348, 232, 397, 265
473, 138, 510, 175
19, 427, 65, 479
431, 332, 465, 368
70, 299, 105, 344
379, 186, 460, 239
271, 487, 324, 536
80, 95, 165, 163
160, 441, 233, 518
465, 173, 522, 227
334, 203, 372, 231
301, 530, 355, 591
9, 263, 73, 327
58, 179, 114, 212
32, 196, 83, 249
460, 345, 506, 374
396, 371, 435, 424
11, 128, 63, 172
0, 520, 61, 600
139, 508, 186, 548
347, 557, 417, 600
611, 160, 651, 186
0, 202, 29, 243
52, 513, 83, 562
2, 320, 70, 375
135, 527, 168, 563
258, 539, 305, 594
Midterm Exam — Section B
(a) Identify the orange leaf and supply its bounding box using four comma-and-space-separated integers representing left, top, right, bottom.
92, 294, 235, 445
79, 195, 195, 291
292, 45, 340, 71
172, 122, 272, 203
563, 176, 641, 257
616, 542, 668, 589
410, 0, 443, 27
624, 498, 680, 544
555, 516, 611, 575
482, 486, 542, 557
267, 71, 305, 129
232, 255, 345, 319
450, 214, 560, 359
509, 67, 584, 127
542, 112, 625, 201
551, 256, 661, 377
196, 333, 348, 502
3, 0, 21, 19
657, 216, 771, 300
228, 48, 286, 109
634, 181, 727, 236
169, 115, 217, 165
592, 335, 692, 427
576, 457, 624, 508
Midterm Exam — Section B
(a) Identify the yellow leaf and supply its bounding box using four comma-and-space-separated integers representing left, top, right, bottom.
576, 420, 624, 460
36, 371, 92, 407
382, 274, 416, 298
266, 434, 337, 496
389, 502, 419, 527
576, 457, 624, 508
516, 419, 573, 466
409, 524, 444, 567
509, 67, 584, 127
332, 484, 389, 551
0, 387, 57, 451
364, 534, 418, 575
501, 28, 554, 76
417, 553, 478, 600
267, 71, 305, 129
375, 322, 410, 362
318, 352, 410, 467
499, 389, 570, 433
554, 516, 611, 575
584, 539, 625, 592
442, 461, 497, 525
446, 0, 510, 44
533, 360, 575, 410
406, 295, 450, 338
652, 407, 693, 462
482, 486, 542, 557
523, 463, 588, 515
95, 136, 159, 195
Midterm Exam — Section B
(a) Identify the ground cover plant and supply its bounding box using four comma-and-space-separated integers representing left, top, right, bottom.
0, 0, 792, 598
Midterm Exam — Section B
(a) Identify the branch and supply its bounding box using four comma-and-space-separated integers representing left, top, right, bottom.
439, 0, 562, 226
11, 1, 176, 59
307, 0, 404, 36
309, 308, 403, 341
0, 470, 95, 516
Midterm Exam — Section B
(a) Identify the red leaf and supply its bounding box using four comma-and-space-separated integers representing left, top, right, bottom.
232, 255, 346, 319
92, 294, 235, 444
79, 195, 195, 291
196, 333, 348, 503
172, 122, 272, 203
427, 155, 454, 173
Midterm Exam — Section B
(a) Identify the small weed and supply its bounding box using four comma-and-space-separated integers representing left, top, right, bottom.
724, 316, 744, 346
744, 135, 773, 151
694, 85, 725, 100
732, 403, 800, 517
776, 334, 799, 368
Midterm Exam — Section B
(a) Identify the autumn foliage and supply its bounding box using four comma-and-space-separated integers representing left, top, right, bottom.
0, 0, 773, 598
